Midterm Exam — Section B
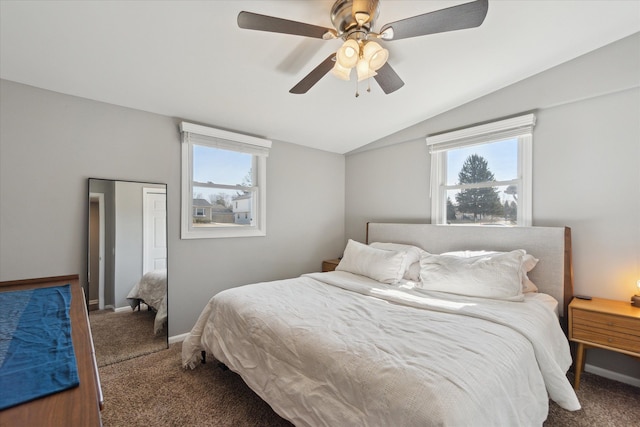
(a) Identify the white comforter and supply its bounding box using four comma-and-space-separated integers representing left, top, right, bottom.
182, 271, 580, 426
127, 269, 167, 335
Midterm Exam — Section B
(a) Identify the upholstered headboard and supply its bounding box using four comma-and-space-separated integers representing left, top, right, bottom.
366, 223, 573, 318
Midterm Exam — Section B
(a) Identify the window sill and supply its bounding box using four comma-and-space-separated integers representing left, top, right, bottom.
180, 226, 266, 239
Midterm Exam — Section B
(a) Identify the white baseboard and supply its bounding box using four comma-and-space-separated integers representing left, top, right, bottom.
585, 363, 640, 388
169, 332, 189, 344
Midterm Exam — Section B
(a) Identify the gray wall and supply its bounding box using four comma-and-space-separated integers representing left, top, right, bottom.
1, 33, 637, 382
114, 181, 156, 309
0, 80, 346, 335
345, 34, 640, 381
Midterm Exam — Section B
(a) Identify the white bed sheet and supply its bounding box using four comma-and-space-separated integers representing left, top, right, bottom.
525, 292, 559, 318
127, 269, 167, 335
183, 271, 579, 426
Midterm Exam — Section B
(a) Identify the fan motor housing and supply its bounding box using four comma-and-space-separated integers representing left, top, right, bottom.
331, 0, 380, 35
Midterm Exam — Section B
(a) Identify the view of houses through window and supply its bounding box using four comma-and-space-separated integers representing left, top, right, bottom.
191, 144, 255, 228
180, 121, 270, 239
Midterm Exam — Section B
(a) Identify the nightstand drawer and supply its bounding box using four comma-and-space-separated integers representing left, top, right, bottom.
572, 309, 640, 353
572, 309, 640, 335
572, 325, 640, 353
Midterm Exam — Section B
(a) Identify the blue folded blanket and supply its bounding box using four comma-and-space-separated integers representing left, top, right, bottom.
0, 284, 79, 410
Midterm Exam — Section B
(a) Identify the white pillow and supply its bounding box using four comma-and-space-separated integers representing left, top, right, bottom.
369, 242, 424, 281
521, 254, 539, 293
336, 239, 406, 284
419, 250, 525, 301
441, 250, 539, 293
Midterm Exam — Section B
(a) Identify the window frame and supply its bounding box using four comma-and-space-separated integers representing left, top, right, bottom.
427, 114, 535, 226
180, 122, 271, 239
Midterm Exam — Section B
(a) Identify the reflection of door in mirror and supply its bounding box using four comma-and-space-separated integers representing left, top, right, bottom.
88, 179, 168, 367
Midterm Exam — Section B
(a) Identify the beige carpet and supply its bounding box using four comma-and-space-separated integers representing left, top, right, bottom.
99, 343, 292, 427
546, 371, 640, 426
89, 308, 167, 367
98, 343, 640, 426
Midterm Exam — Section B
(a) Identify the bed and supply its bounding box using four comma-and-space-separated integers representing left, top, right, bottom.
182, 223, 580, 426
126, 269, 167, 335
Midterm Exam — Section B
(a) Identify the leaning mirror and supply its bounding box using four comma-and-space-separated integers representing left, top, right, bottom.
87, 178, 168, 367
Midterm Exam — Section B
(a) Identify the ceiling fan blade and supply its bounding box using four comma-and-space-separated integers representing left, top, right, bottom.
379, 0, 488, 41
373, 63, 404, 94
290, 54, 336, 94
238, 11, 336, 39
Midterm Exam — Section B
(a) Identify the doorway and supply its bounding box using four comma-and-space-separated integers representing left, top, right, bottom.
88, 192, 105, 311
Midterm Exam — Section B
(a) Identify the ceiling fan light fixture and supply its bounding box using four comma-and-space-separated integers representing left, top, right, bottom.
336, 39, 359, 69
362, 41, 388, 71
331, 61, 352, 81
356, 58, 377, 82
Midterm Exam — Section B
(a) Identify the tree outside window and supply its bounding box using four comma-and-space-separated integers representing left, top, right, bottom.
427, 114, 535, 226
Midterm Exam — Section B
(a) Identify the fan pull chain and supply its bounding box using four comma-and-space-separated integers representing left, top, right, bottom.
354, 78, 374, 98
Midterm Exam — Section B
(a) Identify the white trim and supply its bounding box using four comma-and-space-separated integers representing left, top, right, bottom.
169, 332, 189, 344
181, 138, 192, 239
429, 151, 445, 223
585, 363, 640, 388
518, 134, 533, 226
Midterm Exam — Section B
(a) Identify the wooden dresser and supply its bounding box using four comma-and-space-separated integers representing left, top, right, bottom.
0, 275, 102, 426
568, 297, 640, 389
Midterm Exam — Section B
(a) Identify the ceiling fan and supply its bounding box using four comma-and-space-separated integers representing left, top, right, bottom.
237, 0, 489, 95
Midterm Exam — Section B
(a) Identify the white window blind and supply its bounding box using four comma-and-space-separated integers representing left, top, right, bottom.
180, 122, 271, 156
426, 113, 536, 153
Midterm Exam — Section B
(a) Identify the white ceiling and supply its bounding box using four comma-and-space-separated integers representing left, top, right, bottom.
1, 1, 639, 154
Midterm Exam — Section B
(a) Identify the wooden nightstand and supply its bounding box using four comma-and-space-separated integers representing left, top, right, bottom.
322, 259, 340, 272
568, 297, 640, 389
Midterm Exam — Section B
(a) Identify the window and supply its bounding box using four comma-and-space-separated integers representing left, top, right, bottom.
180, 122, 271, 239
427, 114, 535, 226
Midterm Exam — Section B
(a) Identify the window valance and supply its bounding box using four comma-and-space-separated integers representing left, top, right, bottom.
180, 122, 271, 157
426, 113, 536, 154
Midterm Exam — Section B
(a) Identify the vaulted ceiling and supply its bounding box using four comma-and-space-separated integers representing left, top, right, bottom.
1, 1, 639, 153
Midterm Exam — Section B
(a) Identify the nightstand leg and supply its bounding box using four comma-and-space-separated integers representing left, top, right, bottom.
574, 342, 585, 389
